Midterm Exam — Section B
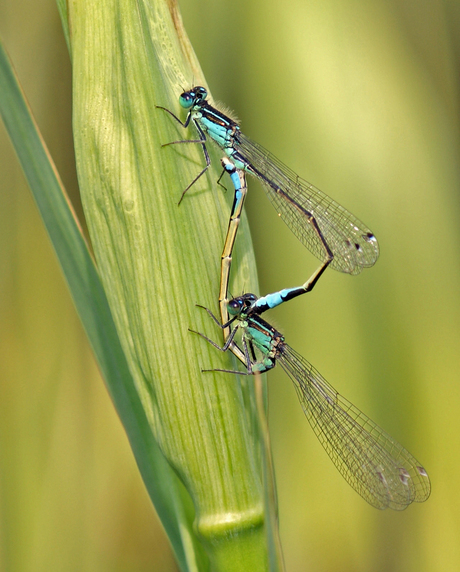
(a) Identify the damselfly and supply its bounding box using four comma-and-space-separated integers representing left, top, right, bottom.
192, 292, 431, 510
157, 86, 379, 280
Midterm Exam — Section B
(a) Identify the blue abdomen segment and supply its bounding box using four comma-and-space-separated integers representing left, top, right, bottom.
223, 164, 243, 191
255, 286, 307, 312
221, 158, 245, 207
228, 176, 243, 207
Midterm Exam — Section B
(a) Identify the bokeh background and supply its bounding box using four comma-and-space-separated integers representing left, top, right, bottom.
1, 0, 459, 571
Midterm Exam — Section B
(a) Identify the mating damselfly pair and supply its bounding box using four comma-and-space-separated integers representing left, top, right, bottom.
158, 86, 431, 510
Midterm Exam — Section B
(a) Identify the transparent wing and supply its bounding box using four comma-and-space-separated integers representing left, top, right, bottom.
278, 344, 431, 509
236, 133, 379, 275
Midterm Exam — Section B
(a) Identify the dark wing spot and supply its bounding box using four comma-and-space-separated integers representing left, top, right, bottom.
399, 468, 410, 486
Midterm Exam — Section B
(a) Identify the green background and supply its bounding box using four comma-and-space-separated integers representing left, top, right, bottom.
1, 0, 459, 570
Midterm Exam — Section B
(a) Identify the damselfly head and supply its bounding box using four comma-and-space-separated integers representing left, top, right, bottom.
179, 86, 208, 109
227, 293, 257, 316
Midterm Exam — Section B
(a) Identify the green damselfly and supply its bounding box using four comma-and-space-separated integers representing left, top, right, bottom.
157, 86, 379, 278
192, 291, 431, 510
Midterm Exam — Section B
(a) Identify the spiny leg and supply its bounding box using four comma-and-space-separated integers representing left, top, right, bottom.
157, 106, 211, 204
193, 303, 248, 368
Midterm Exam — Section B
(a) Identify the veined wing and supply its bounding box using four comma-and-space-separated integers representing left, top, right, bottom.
236, 133, 379, 275
278, 344, 431, 509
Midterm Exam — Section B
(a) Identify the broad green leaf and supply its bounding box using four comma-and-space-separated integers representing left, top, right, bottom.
1, 0, 285, 565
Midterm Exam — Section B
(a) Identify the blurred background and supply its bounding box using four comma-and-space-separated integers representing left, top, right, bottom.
1, 0, 459, 571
